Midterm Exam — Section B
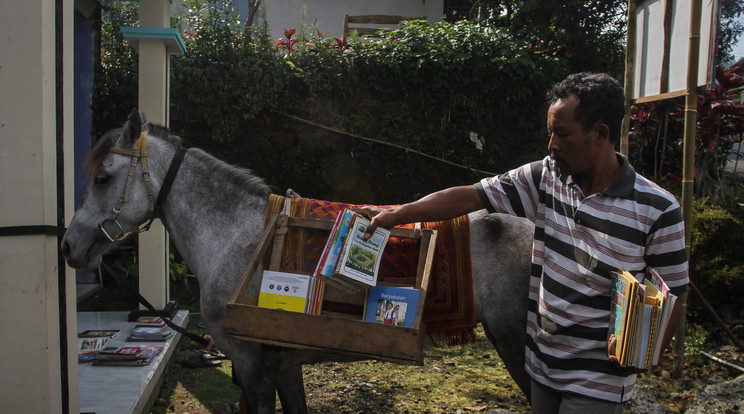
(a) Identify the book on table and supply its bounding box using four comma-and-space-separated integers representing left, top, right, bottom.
314, 207, 391, 292
363, 285, 420, 328
93, 344, 164, 366
126, 325, 175, 342
609, 268, 678, 370
77, 330, 120, 362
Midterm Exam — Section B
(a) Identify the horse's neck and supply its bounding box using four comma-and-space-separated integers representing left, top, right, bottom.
160, 150, 269, 282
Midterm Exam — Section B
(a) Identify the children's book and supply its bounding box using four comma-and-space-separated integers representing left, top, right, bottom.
257, 270, 312, 313
77, 330, 120, 362
313, 208, 369, 293
609, 268, 677, 370
363, 285, 420, 328
334, 213, 390, 288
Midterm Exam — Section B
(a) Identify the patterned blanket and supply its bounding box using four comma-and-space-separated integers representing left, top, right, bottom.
264, 195, 476, 345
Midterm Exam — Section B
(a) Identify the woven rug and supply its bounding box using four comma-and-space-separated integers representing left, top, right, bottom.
264, 195, 476, 345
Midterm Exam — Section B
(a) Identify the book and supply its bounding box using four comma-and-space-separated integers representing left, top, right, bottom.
364, 285, 420, 328
646, 268, 677, 365
313, 208, 368, 293
133, 316, 166, 327
77, 330, 120, 362
126, 325, 175, 342
609, 268, 677, 370
333, 212, 390, 288
93, 344, 163, 366
257, 270, 313, 313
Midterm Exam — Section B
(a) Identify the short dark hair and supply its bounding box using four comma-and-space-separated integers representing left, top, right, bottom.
546, 72, 626, 145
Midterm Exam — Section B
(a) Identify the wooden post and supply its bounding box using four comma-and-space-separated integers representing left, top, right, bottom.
620, 0, 637, 156
674, 0, 703, 379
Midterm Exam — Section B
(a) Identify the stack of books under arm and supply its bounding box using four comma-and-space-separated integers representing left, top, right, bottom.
609, 268, 679, 370
256, 207, 420, 327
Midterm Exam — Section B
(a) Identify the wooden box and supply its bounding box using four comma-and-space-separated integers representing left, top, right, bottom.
223, 213, 437, 365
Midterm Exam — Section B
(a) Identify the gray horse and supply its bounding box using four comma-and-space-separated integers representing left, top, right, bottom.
61, 111, 534, 413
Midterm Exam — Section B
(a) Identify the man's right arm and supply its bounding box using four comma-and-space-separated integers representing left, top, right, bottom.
355, 185, 484, 238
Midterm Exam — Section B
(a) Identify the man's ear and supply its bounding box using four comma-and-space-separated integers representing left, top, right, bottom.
594, 122, 611, 144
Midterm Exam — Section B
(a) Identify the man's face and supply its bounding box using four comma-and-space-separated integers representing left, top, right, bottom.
546, 95, 597, 176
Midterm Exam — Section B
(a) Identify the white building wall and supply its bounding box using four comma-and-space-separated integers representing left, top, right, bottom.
262, 0, 443, 40
0, 0, 77, 413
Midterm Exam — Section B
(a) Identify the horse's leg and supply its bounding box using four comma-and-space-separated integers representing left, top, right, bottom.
470, 212, 534, 400
275, 365, 308, 414
232, 359, 280, 414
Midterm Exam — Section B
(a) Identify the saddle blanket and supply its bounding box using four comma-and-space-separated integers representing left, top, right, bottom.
264, 194, 476, 345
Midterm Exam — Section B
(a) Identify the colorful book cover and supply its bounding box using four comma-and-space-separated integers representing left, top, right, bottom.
321, 208, 356, 276
314, 208, 347, 277
610, 268, 639, 365
335, 215, 390, 287
257, 270, 312, 313
364, 285, 419, 328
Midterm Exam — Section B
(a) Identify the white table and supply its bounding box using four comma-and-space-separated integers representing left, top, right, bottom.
77, 310, 189, 414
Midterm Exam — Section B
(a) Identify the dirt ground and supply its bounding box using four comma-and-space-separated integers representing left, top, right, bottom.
152, 305, 742, 413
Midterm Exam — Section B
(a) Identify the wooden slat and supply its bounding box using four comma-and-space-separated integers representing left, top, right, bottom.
224, 303, 424, 365
228, 213, 279, 305
413, 229, 436, 330
269, 215, 289, 270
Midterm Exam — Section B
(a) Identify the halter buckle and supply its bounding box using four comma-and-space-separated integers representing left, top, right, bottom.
99, 219, 124, 243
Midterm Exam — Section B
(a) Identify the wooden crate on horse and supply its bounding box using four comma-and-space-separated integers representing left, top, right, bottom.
223, 213, 437, 365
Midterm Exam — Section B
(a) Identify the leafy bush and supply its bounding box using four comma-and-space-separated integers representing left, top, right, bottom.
167, 13, 566, 203
689, 200, 744, 322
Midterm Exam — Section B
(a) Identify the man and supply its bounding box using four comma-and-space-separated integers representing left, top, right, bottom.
356, 72, 689, 413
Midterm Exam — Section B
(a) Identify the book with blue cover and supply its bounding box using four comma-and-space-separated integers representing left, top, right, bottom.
364, 285, 420, 328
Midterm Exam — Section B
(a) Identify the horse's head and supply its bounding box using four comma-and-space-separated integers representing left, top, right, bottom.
61, 109, 175, 269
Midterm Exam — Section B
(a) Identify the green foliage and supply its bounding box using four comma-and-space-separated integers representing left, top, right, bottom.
139, 4, 566, 203
474, 0, 628, 75
689, 200, 744, 321
168, 253, 191, 285
628, 66, 744, 206
92, 0, 139, 139
684, 323, 709, 356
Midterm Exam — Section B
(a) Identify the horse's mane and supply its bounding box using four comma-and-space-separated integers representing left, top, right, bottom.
187, 147, 271, 198
85, 123, 270, 198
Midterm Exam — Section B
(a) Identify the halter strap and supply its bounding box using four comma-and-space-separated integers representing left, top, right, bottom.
105, 131, 189, 241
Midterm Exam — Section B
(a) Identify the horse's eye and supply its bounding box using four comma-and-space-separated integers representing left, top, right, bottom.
94, 175, 110, 186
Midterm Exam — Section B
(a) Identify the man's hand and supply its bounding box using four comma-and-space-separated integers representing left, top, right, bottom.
203, 334, 215, 350
353, 206, 394, 240
608, 333, 646, 374
608, 334, 619, 364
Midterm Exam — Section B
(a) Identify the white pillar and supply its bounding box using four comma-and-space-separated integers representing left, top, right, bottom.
137, 0, 172, 309
0, 1, 77, 413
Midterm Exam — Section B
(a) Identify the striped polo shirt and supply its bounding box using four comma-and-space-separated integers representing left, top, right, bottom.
475, 154, 689, 403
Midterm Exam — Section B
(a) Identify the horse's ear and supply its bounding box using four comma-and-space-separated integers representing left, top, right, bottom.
121, 108, 142, 148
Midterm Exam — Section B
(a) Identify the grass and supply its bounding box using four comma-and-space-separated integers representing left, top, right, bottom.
149, 286, 743, 413
150, 288, 529, 413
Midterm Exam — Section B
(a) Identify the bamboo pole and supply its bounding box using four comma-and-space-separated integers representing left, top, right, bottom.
620, 0, 637, 157
674, 0, 703, 379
